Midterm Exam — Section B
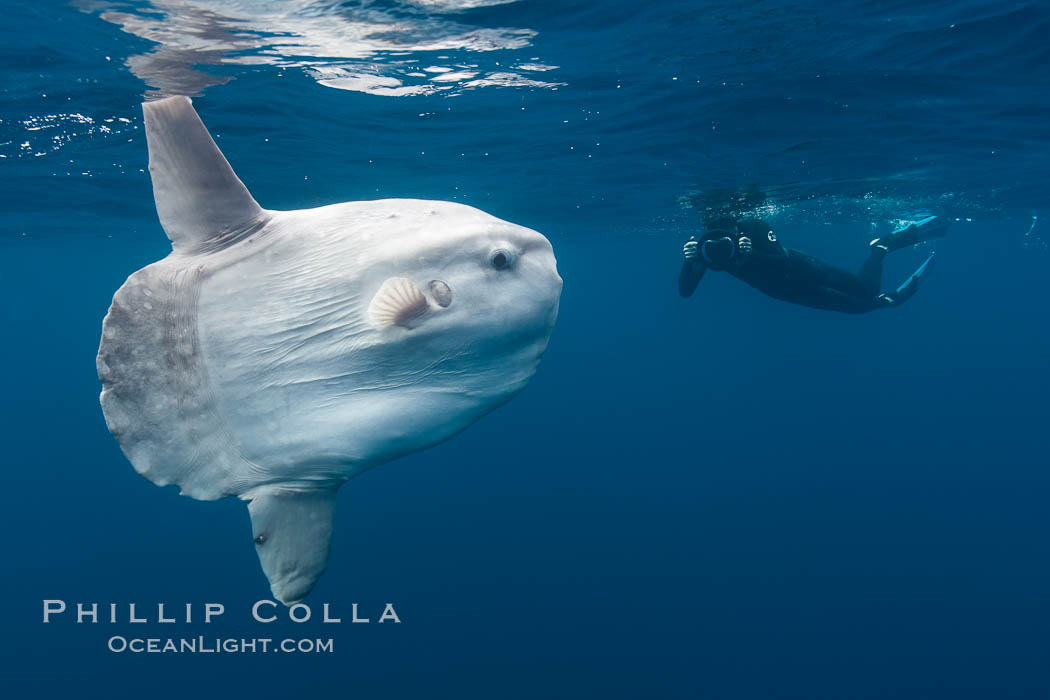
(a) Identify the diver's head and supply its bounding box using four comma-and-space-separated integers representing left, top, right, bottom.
704, 215, 738, 237
700, 236, 736, 269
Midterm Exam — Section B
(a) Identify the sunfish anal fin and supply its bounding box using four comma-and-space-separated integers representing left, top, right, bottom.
143, 95, 268, 254
247, 487, 337, 605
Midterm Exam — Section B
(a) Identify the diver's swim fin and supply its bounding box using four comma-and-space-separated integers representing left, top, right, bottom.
880, 253, 935, 307
871, 215, 950, 252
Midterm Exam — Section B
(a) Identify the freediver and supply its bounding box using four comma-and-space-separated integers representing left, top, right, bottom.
677, 214, 949, 312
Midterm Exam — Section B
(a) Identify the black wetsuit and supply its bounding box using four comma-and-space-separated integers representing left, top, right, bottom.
679, 219, 895, 314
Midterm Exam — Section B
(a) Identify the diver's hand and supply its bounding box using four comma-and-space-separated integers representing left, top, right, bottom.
683, 236, 699, 261
738, 236, 752, 255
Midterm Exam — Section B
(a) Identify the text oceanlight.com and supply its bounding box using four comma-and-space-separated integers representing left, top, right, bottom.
107, 636, 334, 654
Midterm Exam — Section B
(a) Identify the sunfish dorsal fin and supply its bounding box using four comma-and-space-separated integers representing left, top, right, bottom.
143, 96, 267, 253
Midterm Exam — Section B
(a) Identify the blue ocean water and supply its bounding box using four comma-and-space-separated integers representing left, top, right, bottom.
3, 0, 1049, 697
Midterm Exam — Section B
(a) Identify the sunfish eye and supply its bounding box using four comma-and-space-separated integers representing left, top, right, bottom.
428, 279, 452, 307
490, 249, 513, 270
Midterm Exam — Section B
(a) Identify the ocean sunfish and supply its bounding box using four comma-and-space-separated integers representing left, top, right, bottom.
97, 96, 562, 604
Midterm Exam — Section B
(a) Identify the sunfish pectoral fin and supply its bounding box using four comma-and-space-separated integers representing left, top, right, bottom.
143, 96, 268, 253
368, 277, 431, 329
246, 487, 338, 605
